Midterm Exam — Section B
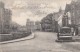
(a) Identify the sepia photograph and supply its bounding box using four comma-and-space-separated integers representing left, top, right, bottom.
0, 0, 80, 52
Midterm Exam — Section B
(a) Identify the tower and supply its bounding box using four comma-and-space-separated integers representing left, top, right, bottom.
59, 7, 62, 13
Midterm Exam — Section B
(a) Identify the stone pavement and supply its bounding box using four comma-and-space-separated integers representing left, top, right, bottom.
0, 33, 35, 44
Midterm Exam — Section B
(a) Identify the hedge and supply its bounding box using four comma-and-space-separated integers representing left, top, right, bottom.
0, 32, 31, 42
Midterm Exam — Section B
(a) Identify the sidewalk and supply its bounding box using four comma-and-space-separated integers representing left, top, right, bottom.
0, 33, 35, 44
63, 42, 80, 52
62, 35, 80, 52
73, 35, 80, 42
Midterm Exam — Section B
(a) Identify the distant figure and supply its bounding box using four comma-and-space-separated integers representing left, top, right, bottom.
71, 28, 74, 36
76, 28, 78, 35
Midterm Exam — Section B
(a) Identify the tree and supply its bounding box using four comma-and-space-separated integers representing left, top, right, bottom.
41, 13, 53, 32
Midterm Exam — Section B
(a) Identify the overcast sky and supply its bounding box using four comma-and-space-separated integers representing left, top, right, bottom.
1, 0, 72, 25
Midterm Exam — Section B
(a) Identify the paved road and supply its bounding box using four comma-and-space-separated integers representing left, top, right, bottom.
0, 32, 76, 52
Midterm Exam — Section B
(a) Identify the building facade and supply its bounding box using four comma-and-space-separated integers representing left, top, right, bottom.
0, 1, 12, 34
64, 0, 80, 35
26, 19, 35, 32
4, 9, 12, 33
0, 2, 5, 33
35, 21, 42, 31
52, 8, 64, 32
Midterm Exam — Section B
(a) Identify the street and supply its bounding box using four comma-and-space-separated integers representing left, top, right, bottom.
0, 32, 80, 52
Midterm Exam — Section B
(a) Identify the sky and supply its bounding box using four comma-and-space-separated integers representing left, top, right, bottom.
1, 0, 72, 26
